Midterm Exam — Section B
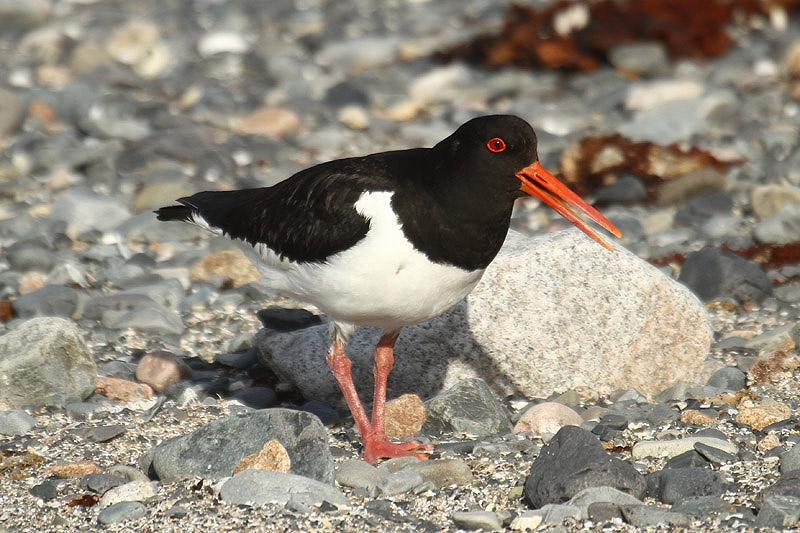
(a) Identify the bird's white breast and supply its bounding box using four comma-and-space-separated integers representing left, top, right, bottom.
251, 191, 485, 332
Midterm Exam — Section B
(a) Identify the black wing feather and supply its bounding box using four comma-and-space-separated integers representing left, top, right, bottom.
156, 154, 403, 263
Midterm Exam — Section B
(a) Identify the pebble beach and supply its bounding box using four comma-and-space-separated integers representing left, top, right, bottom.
2, 0, 800, 531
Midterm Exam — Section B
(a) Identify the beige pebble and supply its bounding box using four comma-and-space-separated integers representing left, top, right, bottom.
234, 439, 291, 475
135, 351, 192, 393
384, 393, 426, 439
513, 402, 584, 435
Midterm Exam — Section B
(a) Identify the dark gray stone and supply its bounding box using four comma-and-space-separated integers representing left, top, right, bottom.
78, 424, 127, 443
645, 403, 680, 425
755, 495, 800, 528
12, 285, 83, 318
30, 480, 61, 501
79, 473, 127, 495
705, 366, 747, 391
694, 442, 737, 465
152, 408, 334, 483
678, 248, 772, 303
594, 175, 646, 204
647, 467, 725, 504
588, 502, 623, 522
97, 501, 147, 525
524, 426, 646, 508
0, 318, 97, 408
231, 387, 277, 409
219, 470, 348, 507
664, 450, 710, 469
423, 378, 512, 437
780, 444, 800, 474
671, 495, 741, 518
256, 307, 321, 331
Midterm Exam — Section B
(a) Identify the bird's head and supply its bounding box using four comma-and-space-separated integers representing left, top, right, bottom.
441, 115, 621, 250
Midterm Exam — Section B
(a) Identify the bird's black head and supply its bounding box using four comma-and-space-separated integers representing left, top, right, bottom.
432, 114, 540, 197
430, 114, 620, 250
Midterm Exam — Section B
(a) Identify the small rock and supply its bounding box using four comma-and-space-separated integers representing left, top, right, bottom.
335, 459, 382, 492
609, 41, 669, 77
646, 467, 725, 505
452, 510, 502, 531
658, 169, 727, 208
376, 469, 424, 495
229, 107, 300, 138
620, 504, 690, 527
694, 442, 737, 465
231, 386, 277, 409
30, 480, 61, 501
423, 378, 512, 437
384, 393, 425, 439
632, 436, 737, 460
233, 439, 291, 475
752, 184, 800, 219
79, 473, 127, 495
220, 470, 348, 508
98, 479, 156, 507
95, 376, 154, 403
12, 284, 82, 318
680, 409, 716, 425
0, 409, 36, 436
0, 317, 97, 409
401, 458, 473, 488
78, 424, 126, 443
197, 31, 249, 57
191, 248, 260, 287
45, 461, 102, 478
736, 400, 792, 431
135, 351, 192, 393
524, 426, 645, 508
97, 501, 147, 525
754, 204, 800, 244
678, 248, 773, 303
152, 408, 333, 483
755, 495, 800, 528
705, 366, 746, 391
567, 486, 642, 517
671, 495, 742, 518
780, 444, 800, 474
513, 401, 583, 435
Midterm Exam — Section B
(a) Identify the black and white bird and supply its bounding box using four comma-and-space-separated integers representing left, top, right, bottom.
156, 114, 620, 464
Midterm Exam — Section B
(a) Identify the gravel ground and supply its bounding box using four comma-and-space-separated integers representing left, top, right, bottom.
2, 0, 800, 531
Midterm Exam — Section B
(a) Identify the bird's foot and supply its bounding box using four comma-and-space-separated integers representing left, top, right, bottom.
363, 436, 433, 465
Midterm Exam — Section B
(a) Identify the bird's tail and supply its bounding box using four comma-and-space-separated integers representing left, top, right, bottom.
154, 204, 195, 223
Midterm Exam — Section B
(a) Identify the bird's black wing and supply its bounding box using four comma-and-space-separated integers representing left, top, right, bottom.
156, 154, 403, 263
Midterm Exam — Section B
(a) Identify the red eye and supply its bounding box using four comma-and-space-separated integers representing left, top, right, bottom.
487, 137, 506, 152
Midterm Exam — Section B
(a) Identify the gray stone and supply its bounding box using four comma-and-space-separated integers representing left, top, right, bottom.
257, 230, 712, 404
705, 366, 746, 391
152, 408, 334, 483
51, 189, 132, 234
780, 444, 800, 475
97, 501, 147, 525
79, 473, 127, 495
400, 458, 473, 488
746, 323, 800, 353
754, 204, 800, 244
694, 442, 737, 465
671, 495, 740, 518
755, 495, 800, 528
6, 243, 55, 273
646, 467, 725, 505
452, 510, 502, 531
756, 470, 800, 508
524, 426, 645, 508
678, 248, 773, 303
620, 504, 690, 527
534, 503, 582, 526
0, 409, 36, 436
230, 387, 277, 409
423, 378, 512, 437
0, 318, 97, 409
335, 459, 382, 492
103, 301, 185, 335
220, 470, 348, 508
375, 469, 424, 495
12, 285, 82, 318
567, 486, 642, 518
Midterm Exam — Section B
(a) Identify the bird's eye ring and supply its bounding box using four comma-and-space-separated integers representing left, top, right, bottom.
487, 137, 506, 153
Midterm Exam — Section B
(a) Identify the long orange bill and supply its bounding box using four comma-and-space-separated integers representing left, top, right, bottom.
516, 161, 622, 251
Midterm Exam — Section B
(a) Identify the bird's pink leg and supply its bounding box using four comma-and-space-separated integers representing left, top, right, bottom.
326, 338, 373, 443
364, 331, 432, 464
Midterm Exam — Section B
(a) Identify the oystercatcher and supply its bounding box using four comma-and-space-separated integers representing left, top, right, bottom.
156, 115, 620, 464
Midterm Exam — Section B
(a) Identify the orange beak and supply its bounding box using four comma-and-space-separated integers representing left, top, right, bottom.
516, 161, 622, 251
